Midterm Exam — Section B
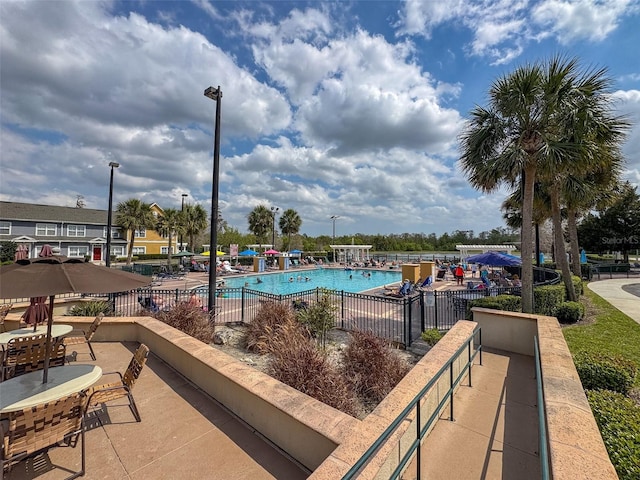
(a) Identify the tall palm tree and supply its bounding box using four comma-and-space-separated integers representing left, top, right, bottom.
279, 209, 302, 251
247, 205, 272, 251
156, 208, 184, 268
183, 204, 208, 253
460, 55, 627, 312
115, 199, 156, 265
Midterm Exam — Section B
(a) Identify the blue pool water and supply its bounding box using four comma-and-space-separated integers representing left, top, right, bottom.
219, 267, 403, 295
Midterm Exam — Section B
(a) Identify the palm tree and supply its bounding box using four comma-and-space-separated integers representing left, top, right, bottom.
460, 55, 627, 312
279, 209, 302, 251
247, 205, 272, 251
156, 208, 184, 268
183, 204, 208, 253
115, 199, 156, 265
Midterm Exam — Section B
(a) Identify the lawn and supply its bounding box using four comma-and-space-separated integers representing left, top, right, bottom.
563, 286, 640, 387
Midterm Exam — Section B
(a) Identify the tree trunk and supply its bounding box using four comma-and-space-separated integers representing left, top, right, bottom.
126, 231, 135, 265
521, 165, 536, 313
567, 208, 582, 277
167, 232, 173, 268
550, 184, 577, 302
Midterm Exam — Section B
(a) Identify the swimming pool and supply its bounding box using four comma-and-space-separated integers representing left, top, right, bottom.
219, 267, 403, 295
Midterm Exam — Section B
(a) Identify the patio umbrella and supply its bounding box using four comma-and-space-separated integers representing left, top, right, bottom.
200, 251, 226, 256
173, 251, 196, 257
264, 249, 279, 255
465, 251, 522, 267
14, 244, 29, 262
0, 254, 151, 384
290, 249, 302, 255
239, 249, 258, 256
21, 296, 49, 325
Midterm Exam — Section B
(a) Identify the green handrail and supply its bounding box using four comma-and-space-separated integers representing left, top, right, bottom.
342, 328, 482, 479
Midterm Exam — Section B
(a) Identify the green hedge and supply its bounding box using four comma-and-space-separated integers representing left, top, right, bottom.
586, 389, 640, 480
554, 301, 585, 324
533, 285, 566, 315
573, 351, 638, 395
467, 295, 521, 319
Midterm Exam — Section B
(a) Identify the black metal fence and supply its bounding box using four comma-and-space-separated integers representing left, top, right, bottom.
111, 285, 522, 348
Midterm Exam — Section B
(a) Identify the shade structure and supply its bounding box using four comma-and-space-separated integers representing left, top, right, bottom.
0, 255, 151, 383
239, 249, 258, 256
173, 251, 196, 257
465, 251, 522, 267
264, 249, 279, 255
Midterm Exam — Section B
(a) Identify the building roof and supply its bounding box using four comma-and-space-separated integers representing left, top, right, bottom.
1, 201, 108, 225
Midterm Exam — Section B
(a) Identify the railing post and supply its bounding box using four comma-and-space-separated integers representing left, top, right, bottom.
468, 340, 472, 387
449, 362, 454, 421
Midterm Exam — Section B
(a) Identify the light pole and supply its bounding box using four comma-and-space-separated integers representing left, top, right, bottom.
105, 162, 120, 267
271, 206, 279, 250
180, 194, 188, 253
330, 215, 339, 263
204, 86, 222, 317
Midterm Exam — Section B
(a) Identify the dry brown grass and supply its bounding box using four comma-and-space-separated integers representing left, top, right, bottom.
153, 303, 214, 344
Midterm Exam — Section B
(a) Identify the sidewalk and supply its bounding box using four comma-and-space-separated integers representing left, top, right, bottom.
587, 278, 640, 325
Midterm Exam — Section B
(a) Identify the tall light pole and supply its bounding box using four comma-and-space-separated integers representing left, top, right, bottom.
271, 206, 279, 250
204, 86, 222, 317
330, 215, 339, 263
105, 162, 120, 267
180, 194, 188, 252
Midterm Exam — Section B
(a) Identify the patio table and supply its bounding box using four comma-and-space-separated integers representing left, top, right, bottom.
0, 324, 73, 346
0, 364, 102, 413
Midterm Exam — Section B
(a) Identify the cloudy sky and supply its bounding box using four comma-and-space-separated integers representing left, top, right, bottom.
1, 0, 639, 237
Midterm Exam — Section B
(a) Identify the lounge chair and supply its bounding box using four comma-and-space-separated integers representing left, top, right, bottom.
383, 281, 411, 297
435, 269, 446, 281
417, 276, 433, 290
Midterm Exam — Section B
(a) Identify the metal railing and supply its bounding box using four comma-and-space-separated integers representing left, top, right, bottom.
534, 336, 551, 480
342, 328, 482, 479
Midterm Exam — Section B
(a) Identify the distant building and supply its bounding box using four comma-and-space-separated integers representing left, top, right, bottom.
0, 201, 174, 262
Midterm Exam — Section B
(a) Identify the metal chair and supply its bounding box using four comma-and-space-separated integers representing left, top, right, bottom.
1, 334, 66, 382
0, 391, 89, 479
86, 343, 149, 422
0, 304, 11, 333
64, 313, 103, 361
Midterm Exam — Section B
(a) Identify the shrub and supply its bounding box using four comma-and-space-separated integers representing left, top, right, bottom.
466, 295, 521, 319
421, 328, 443, 346
342, 330, 411, 403
153, 302, 214, 344
573, 351, 637, 395
268, 320, 359, 416
296, 289, 337, 346
245, 301, 300, 354
554, 301, 585, 324
586, 389, 640, 480
534, 285, 566, 316
67, 301, 113, 317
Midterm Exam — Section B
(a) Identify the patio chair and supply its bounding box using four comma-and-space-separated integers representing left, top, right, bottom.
1, 334, 66, 382
435, 269, 446, 281
0, 391, 89, 479
64, 313, 103, 361
0, 304, 11, 333
86, 343, 149, 422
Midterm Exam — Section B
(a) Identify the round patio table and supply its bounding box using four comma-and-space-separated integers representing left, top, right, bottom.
0, 324, 73, 346
0, 364, 102, 413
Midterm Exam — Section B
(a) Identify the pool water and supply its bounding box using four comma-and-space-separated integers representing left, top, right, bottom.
220, 267, 402, 295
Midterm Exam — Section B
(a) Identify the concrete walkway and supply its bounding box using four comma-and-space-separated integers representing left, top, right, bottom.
587, 278, 640, 324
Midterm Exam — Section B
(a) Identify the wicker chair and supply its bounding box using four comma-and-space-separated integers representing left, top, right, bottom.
0, 392, 89, 479
0, 304, 12, 333
64, 313, 103, 361
86, 344, 149, 422
1, 334, 66, 382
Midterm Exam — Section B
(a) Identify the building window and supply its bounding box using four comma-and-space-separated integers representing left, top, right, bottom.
36, 223, 56, 236
110, 246, 125, 257
132, 246, 146, 255
67, 225, 86, 237
0, 221, 10, 235
68, 246, 89, 257
160, 246, 176, 254
102, 227, 121, 239
134, 229, 146, 238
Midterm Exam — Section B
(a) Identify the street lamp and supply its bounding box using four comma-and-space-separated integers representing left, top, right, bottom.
180, 194, 188, 252
330, 215, 339, 263
271, 206, 279, 250
204, 85, 222, 317
105, 161, 120, 267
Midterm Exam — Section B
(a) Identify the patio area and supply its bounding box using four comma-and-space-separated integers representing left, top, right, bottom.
3, 341, 308, 480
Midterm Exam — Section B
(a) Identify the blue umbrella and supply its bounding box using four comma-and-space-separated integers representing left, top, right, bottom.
290, 249, 302, 255
466, 251, 522, 267
239, 249, 258, 256
580, 249, 587, 263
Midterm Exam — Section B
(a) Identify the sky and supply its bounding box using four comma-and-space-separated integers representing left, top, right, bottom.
1, 0, 639, 238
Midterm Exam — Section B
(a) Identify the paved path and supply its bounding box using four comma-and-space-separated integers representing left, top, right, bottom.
587, 278, 640, 325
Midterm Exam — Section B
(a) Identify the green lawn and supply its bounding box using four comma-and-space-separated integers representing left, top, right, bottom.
563, 287, 640, 386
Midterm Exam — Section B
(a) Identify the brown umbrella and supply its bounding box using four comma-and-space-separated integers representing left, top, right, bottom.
14, 244, 29, 262
0, 254, 151, 383
21, 296, 49, 326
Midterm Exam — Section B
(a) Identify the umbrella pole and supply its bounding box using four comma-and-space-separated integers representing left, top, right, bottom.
42, 295, 55, 384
